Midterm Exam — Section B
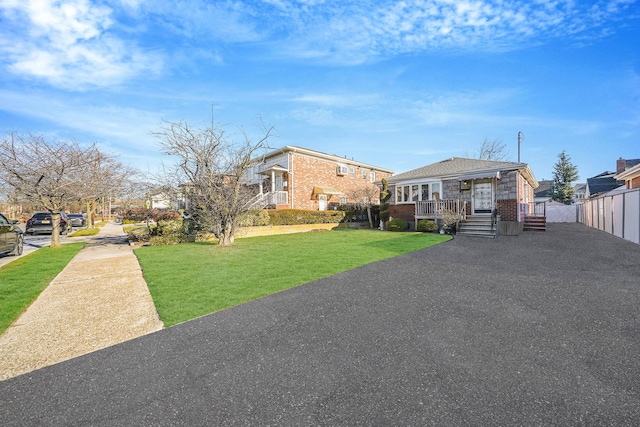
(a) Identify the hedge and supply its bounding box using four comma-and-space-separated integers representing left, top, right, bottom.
267, 209, 346, 225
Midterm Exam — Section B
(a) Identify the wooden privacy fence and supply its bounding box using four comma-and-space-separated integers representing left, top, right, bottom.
581, 188, 640, 245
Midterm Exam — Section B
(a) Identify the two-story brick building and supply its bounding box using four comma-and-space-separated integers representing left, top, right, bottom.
246, 146, 393, 210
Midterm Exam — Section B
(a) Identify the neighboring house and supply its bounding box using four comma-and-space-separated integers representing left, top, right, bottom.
585, 171, 624, 198
573, 183, 587, 203
386, 157, 539, 236
246, 146, 394, 211
614, 157, 640, 189
534, 180, 584, 204
149, 191, 188, 211
534, 180, 553, 203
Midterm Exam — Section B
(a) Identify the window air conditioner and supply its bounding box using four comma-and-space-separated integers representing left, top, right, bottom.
336, 165, 348, 175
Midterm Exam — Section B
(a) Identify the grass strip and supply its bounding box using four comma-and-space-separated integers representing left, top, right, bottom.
135, 230, 450, 327
0, 243, 86, 334
69, 227, 100, 237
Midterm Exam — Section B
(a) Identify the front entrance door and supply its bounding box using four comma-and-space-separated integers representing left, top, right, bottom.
473, 180, 493, 214
318, 194, 327, 211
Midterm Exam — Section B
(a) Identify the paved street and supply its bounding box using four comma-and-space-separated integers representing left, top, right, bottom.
0, 226, 76, 268
1, 223, 639, 425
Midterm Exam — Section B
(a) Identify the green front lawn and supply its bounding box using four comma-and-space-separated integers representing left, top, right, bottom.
136, 230, 450, 327
0, 243, 86, 334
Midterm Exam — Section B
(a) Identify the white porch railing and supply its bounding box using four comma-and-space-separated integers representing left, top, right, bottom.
269, 191, 288, 205
415, 199, 467, 219
246, 191, 289, 209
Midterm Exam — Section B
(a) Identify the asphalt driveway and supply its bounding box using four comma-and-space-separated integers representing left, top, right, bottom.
1, 223, 639, 425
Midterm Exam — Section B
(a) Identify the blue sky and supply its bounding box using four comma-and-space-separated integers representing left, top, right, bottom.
0, 0, 638, 183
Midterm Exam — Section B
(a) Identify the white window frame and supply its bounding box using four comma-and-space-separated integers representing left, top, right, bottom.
395, 181, 443, 203
370, 171, 376, 182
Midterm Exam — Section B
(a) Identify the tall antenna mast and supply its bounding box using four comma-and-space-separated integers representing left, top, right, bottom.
517, 131, 523, 162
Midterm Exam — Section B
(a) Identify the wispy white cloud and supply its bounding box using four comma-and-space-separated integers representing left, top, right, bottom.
0, 0, 162, 90
0, 88, 161, 151
255, 0, 640, 63
1, 0, 637, 88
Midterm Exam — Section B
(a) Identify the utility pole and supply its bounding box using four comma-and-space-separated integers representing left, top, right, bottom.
517, 131, 523, 162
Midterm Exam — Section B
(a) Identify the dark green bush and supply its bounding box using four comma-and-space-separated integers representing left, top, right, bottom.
417, 219, 438, 232
147, 218, 195, 245
267, 209, 346, 225
388, 218, 408, 231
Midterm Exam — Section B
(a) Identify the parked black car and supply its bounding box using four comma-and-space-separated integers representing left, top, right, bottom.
25, 212, 72, 235
68, 213, 86, 227
0, 213, 23, 256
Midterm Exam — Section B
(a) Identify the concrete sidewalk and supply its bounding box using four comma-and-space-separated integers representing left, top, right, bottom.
0, 222, 163, 381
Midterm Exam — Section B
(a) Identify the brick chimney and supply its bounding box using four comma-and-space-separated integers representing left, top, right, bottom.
617, 157, 627, 174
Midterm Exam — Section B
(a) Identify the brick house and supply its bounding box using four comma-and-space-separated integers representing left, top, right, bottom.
386, 157, 539, 236
246, 146, 393, 211
613, 157, 640, 190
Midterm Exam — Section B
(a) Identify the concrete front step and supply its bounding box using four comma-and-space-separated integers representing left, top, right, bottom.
457, 230, 496, 238
458, 216, 496, 238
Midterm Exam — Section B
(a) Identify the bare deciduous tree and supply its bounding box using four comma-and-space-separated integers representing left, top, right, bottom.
78, 145, 139, 225
154, 119, 274, 246
0, 132, 88, 247
346, 186, 380, 228
472, 138, 509, 161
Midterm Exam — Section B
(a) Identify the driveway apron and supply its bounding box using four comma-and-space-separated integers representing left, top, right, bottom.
1, 223, 639, 425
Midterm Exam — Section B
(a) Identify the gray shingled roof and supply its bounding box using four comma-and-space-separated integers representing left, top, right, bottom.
586, 172, 624, 197
535, 180, 554, 197
624, 159, 640, 169
387, 157, 529, 182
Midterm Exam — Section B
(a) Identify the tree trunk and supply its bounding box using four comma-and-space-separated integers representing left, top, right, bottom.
218, 221, 235, 246
50, 212, 62, 248
86, 201, 92, 226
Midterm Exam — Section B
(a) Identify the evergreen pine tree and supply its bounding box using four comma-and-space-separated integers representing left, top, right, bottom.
379, 178, 391, 229
551, 150, 579, 205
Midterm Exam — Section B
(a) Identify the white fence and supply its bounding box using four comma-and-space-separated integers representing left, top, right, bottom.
581, 188, 640, 245
546, 204, 580, 223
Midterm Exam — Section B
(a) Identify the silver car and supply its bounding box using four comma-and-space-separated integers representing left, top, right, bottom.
68, 213, 86, 227
0, 213, 24, 256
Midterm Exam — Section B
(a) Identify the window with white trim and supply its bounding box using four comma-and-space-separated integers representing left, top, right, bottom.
395, 182, 442, 203
349, 166, 355, 178
370, 171, 376, 182
362, 169, 367, 180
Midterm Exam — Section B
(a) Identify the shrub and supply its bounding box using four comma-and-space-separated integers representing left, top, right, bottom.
388, 218, 408, 231
126, 226, 152, 243
150, 218, 194, 245
121, 208, 180, 223
417, 219, 438, 232
150, 234, 187, 246
155, 211, 181, 221
238, 209, 271, 227
267, 209, 346, 225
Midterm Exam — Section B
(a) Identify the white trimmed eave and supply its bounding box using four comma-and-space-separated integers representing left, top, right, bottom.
389, 165, 535, 186
260, 146, 394, 174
